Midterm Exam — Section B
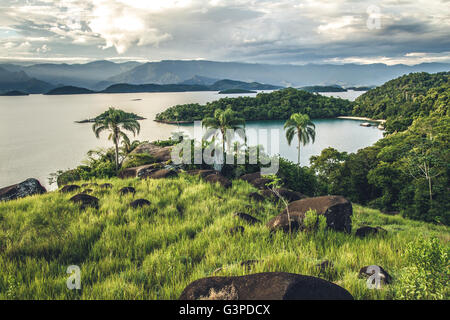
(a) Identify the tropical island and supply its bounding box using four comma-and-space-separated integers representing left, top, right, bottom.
0, 90, 29, 96
218, 88, 257, 94
0, 71, 448, 300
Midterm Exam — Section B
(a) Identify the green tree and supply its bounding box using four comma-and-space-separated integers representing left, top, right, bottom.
284, 113, 316, 165
92, 107, 141, 172
202, 107, 245, 168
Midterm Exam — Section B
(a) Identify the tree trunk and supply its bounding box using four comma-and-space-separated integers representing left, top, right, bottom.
115, 139, 119, 173
297, 130, 301, 165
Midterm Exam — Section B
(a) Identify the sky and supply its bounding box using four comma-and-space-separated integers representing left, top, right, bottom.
0, 0, 449, 65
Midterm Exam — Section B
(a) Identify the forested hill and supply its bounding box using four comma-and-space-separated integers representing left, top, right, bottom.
353, 72, 449, 132
155, 88, 353, 122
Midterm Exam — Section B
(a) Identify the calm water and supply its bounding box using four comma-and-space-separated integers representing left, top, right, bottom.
0, 90, 381, 189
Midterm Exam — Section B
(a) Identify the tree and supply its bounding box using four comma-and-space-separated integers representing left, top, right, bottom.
92, 107, 141, 172
284, 113, 316, 165
202, 107, 245, 169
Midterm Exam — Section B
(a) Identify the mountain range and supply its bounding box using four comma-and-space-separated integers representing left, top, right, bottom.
0, 59, 449, 94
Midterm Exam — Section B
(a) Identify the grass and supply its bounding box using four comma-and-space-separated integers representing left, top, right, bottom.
0, 174, 448, 300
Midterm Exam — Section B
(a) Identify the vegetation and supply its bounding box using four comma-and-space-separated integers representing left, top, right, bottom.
284, 113, 316, 165
300, 85, 346, 93
155, 88, 354, 122
92, 108, 142, 172
0, 175, 448, 300
353, 72, 449, 133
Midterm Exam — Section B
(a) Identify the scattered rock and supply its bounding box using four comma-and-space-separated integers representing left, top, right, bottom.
141, 169, 178, 180
119, 164, 161, 179
121, 143, 172, 169
233, 212, 261, 225
261, 188, 307, 203
239, 172, 261, 183
359, 265, 392, 284
130, 199, 151, 208
248, 192, 265, 202
228, 226, 245, 235
119, 187, 136, 195
266, 196, 353, 233
250, 178, 272, 190
186, 169, 216, 178
0, 178, 46, 202
60, 184, 81, 193
99, 183, 113, 189
205, 174, 232, 189
69, 194, 99, 209
179, 272, 354, 300
355, 226, 387, 238
81, 183, 98, 188
81, 189, 93, 194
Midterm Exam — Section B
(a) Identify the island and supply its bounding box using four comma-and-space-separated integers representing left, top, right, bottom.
0, 90, 29, 96
45, 86, 95, 95
218, 89, 257, 94
300, 85, 347, 92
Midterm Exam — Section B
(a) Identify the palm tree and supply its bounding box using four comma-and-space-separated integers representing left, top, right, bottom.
92, 107, 141, 172
284, 113, 316, 165
202, 107, 245, 168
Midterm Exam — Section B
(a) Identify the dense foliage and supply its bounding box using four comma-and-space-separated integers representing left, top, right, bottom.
155, 88, 354, 122
353, 72, 449, 133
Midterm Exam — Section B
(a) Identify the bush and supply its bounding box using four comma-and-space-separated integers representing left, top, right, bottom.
277, 158, 318, 196
121, 153, 155, 169
303, 209, 327, 233
394, 237, 449, 300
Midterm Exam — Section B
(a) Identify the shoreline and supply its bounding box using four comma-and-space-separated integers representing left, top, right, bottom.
336, 116, 386, 123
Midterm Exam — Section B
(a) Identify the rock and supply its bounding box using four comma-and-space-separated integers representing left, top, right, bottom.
359, 265, 392, 284
122, 143, 172, 168
69, 194, 99, 210
141, 169, 178, 180
186, 169, 216, 178
119, 163, 161, 179
261, 188, 307, 203
60, 184, 81, 193
81, 189, 93, 194
239, 172, 261, 183
81, 183, 98, 188
248, 192, 265, 202
228, 226, 245, 235
355, 226, 387, 238
0, 178, 46, 202
99, 183, 113, 189
119, 187, 136, 195
266, 196, 353, 233
233, 212, 261, 225
130, 199, 151, 208
205, 174, 232, 189
179, 272, 354, 300
250, 178, 272, 190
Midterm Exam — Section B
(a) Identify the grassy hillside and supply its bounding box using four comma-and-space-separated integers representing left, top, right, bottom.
0, 175, 448, 300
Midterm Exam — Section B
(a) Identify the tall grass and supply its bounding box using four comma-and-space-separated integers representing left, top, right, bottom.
0, 174, 448, 299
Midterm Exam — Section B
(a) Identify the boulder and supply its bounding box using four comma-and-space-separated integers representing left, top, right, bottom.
233, 212, 261, 225
205, 174, 232, 189
228, 226, 245, 235
81, 183, 98, 188
266, 196, 352, 233
186, 169, 216, 178
355, 226, 387, 238
123, 143, 172, 166
60, 184, 81, 193
81, 189, 93, 194
141, 169, 178, 180
119, 164, 161, 179
119, 187, 136, 195
0, 178, 46, 202
130, 199, 151, 208
359, 265, 392, 284
239, 172, 261, 183
250, 178, 272, 190
179, 272, 354, 300
69, 194, 99, 209
99, 183, 113, 189
248, 192, 265, 202
261, 188, 307, 203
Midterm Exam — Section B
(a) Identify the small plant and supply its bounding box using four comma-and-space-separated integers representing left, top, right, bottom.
266, 174, 292, 234
394, 237, 449, 300
303, 209, 327, 233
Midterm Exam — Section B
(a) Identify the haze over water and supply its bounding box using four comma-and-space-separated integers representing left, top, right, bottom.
0, 90, 382, 189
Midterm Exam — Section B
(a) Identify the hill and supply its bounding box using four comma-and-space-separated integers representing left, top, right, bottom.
0, 67, 55, 94
300, 85, 347, 93
0, 90, 29, 96
155, 87, 353, 123
45, 86, 96, 95
0, 175, 448, 299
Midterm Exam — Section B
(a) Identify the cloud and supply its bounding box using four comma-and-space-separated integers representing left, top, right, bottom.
0, 0, 448, 64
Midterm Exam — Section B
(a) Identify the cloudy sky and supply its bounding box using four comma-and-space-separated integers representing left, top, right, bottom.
0, 0, 449, 65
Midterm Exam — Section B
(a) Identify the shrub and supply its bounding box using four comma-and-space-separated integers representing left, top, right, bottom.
394, 237, 449, 300
303, 209, 327, 233
121, 153, 155, 169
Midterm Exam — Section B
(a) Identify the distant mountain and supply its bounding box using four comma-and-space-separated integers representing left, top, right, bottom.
45, 86, 95, 95
179, 75, 219, 86
107, 60, 450, 87
0, 60, 141, 89
0, 67, 55, 94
